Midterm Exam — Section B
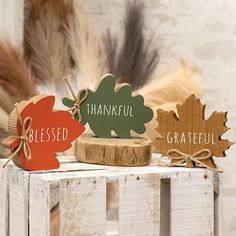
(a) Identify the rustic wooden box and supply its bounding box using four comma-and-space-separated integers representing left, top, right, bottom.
0, 156, 221, 236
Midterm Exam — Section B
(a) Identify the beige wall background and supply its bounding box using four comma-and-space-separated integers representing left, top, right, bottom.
0, 0, 24, 44
81, 0, 236, 235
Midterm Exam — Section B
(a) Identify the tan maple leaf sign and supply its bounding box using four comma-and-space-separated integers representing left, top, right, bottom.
155, 94, 233, 169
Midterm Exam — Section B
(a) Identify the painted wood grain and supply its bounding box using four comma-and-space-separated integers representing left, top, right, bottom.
8, 166, 29, 236
60, 176, 106, 235
29, 174, 51, 235
170, 171, 214, 236
0, 160, 9, 236
119, 173, 160, 236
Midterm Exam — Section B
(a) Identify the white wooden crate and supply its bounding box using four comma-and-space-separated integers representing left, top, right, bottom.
0, 156, 220, 236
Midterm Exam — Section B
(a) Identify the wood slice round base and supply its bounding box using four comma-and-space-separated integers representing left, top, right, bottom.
75, 134, 152, 166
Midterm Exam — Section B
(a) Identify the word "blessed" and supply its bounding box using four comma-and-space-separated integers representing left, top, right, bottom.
166, 132, 216, 145
28, 128, 68, 143
86, 104, 134, 117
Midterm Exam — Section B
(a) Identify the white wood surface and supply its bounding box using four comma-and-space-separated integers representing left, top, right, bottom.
0, 0, 24, 44
29, 175, 51, 235
119, 173, 160, 236
0, 160, 9, 236
170, 171, 214, 236
8, 166, 29, 236
60, 176, 106, 235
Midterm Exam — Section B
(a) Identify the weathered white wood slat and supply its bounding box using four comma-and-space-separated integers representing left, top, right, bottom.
8, 166, 30, 236
170, 171, 214, 236
0, 160, 9, 236
60, 176, 106, 235
119, 173, 160, 236
29, 174, 51, 235
0, 0, 24, 44
29, 173, 108, 235
213, 173, 222, 236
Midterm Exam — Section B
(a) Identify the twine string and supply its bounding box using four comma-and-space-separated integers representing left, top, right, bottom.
165, 148, 223, 173
64, 77, 77, 100
3, 104, 32, 168
68, 89, 88, 122
64, 77, 88, 122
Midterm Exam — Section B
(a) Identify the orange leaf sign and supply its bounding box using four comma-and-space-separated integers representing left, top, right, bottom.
2, 95, 85, 171
155, 94, 233, 169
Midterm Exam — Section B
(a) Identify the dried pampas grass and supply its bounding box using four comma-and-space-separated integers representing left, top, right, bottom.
0, 39, 35, 103
0, 86, 14, 115
24, 0, 72, 90
139, 61, 202, 107
25, 0, 107, 91
137, 60, 203, 142
66, 0, 108, 88
104, 0, 159, 89
25, 0, 73, 23
0, 39, 35, 157
0, 86, 12, 138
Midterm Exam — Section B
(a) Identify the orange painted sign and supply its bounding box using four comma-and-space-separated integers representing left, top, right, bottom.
2, 95, 85, 171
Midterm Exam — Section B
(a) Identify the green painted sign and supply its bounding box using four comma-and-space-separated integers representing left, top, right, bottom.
62, 74, 153, 138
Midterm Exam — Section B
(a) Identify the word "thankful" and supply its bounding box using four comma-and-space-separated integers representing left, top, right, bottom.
86, 104, 134, 117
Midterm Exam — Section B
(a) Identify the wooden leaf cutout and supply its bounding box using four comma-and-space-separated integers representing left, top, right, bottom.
2, 95, 85, 171
63, 74, 153, 138
155, 94, 233, 169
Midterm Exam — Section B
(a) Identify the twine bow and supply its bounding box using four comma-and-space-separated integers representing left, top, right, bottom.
64, 77, 88, 122
166, 148, 223, 173
3, 104, 32, 168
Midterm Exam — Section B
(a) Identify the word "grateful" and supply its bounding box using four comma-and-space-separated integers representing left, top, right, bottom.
28, 128, 68, 143
86, 104, 134, 117
166, 132, 216, 145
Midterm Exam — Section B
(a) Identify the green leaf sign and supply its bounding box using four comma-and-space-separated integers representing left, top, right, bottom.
62, 74, 153, 138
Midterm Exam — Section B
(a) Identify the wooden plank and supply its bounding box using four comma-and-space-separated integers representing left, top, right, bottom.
0, 0, 24, 44
60, 176, 106, 235
8, 166, 30, 236
0, 160, 9, 236
29, 174, 51, 235
26, 167, 106, 235
29, 173, 107, 235
119, 173, 160, 236
170, 170, 214, 236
